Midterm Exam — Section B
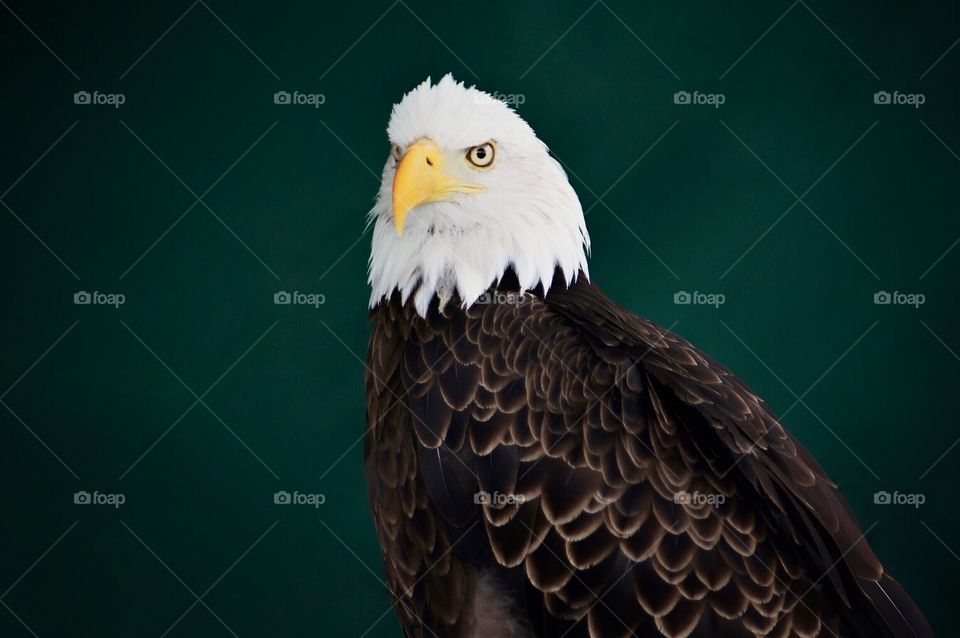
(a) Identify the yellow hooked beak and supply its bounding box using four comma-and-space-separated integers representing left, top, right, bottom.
392, 139, 483, 235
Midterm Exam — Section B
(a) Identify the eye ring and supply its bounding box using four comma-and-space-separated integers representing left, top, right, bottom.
390, 144, 403, 162
466, 142, 495, 169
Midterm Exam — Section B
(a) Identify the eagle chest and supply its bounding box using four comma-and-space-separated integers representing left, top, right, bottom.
364, 299, 538, 636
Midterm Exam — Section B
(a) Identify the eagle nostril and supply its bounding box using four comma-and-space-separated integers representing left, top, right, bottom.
425, 157, 434, 166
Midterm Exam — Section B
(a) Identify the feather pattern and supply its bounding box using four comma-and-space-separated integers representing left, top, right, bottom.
364, 272, 932, 638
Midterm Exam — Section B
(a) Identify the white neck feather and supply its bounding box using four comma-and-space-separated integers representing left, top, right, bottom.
367, 193, 590, 316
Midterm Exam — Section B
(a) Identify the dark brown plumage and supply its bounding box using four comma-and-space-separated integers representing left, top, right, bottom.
364, 270, 932, 638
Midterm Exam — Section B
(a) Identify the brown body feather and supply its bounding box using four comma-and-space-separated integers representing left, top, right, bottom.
364, 272, 932, 638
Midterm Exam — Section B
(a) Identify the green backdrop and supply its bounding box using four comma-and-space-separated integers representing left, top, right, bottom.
1, 1, 957, 636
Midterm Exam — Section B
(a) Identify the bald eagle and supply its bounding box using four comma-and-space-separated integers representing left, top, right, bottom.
363, 75, 931, 638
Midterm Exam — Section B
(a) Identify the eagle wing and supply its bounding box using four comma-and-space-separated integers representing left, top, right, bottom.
365, 280, 931, 638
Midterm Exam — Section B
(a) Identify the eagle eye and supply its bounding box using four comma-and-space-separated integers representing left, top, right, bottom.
466, 142, 495, 169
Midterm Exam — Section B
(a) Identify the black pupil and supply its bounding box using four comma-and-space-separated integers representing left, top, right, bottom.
475, 147, 486, 159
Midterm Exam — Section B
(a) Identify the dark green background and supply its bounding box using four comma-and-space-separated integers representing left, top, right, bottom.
1, 1, 957, 636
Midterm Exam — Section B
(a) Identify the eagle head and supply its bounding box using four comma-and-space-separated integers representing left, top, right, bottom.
368, 75, 591, 316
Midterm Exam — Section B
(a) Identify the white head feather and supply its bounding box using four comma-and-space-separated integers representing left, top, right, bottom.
367, 75, 590, 316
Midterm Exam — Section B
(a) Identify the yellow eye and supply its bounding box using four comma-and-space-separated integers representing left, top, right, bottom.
390, 144, 403, 162
466, 142, 495, 168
